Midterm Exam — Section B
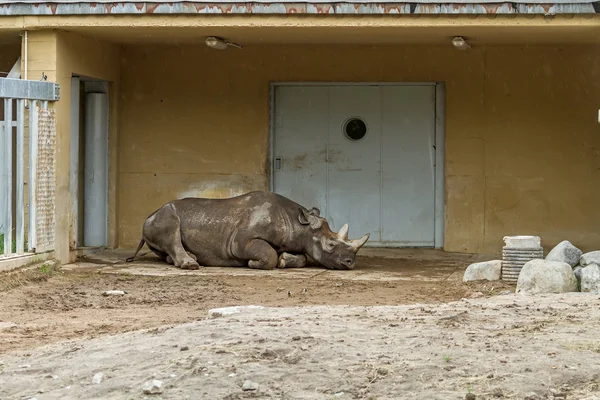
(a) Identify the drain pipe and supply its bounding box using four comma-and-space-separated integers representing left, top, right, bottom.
23, 30, 28, 80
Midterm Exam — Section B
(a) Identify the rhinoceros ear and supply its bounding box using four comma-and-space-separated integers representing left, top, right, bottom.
308, 207, 320, 217
298, 208, 322, 229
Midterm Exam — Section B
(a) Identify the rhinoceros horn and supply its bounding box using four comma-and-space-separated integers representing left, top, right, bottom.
337, 224, 349, 241
350, 233, 370, 249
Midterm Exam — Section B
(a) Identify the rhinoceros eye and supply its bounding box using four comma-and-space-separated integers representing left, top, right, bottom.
324, 241, 336, 252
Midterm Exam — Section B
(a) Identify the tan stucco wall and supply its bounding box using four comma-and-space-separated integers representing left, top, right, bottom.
23, 30, 121, 263
118, 44, 600, 254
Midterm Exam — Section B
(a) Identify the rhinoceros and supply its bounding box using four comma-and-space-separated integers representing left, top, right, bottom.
126, 191, 370, 270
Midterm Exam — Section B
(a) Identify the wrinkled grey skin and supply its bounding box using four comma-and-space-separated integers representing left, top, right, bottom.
126, 191, 370, 270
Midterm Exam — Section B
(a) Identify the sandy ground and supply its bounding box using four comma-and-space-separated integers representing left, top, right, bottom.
1, 250, 599, 399
2, 295, 600, 400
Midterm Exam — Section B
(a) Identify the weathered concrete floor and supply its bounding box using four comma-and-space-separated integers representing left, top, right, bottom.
67, 248, 491, 282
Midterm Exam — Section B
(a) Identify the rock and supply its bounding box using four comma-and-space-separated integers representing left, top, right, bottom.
180, 346, 189, 351
469, 292, 484, 299
102, 290, 125, 296
580, 251, 600, 267
242, 380, 259, 391
573, 266, 583, 282
463, 260, 502, 282
516, 260, 578, 295
465, 394, 476, 400
92, 372, 104, 384
503, 235, 541, 249
142, 379, 163, 395
545, 241, 582, 267
580, 264, 600, 294
208, 305, 264, 319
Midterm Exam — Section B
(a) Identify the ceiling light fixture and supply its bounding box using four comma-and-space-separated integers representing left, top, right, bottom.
451, 36, 471, 50
205, 36, 243, 50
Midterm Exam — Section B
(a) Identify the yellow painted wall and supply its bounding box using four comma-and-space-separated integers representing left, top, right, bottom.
23, 30, 121, 263
118, 44, 600, 255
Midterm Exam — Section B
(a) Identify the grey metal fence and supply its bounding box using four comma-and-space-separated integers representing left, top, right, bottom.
0, 77, 60, 259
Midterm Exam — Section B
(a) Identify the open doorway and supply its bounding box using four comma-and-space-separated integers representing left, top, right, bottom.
70, 75, 110, 250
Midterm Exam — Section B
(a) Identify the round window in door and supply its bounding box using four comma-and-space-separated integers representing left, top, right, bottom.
343, 117, 367, 142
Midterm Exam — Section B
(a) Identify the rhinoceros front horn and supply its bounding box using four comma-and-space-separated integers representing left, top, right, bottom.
350, 233, 370, 250
337, 224, 349, 241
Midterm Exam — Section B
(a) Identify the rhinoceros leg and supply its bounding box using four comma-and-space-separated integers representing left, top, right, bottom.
277, 252, 307, 269
143, 204, 200, 270
166, 252, 197, 265
242, 239, 278, 270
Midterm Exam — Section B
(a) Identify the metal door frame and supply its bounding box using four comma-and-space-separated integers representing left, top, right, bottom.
268, 81, 445, 249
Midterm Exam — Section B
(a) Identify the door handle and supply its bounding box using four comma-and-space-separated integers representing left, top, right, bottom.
275, 157, 282, 170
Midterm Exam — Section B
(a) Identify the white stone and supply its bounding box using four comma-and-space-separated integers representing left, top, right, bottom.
242, 380, 259, 391
102, 290, 125, 296
503, 235, 541, 249
208, 305, 265, 319
545, 241, 583, 267
516, 260, 578, 295
580, 264, 600, 294
463, 260, 502, 282
580, 251, 600, 267
142, 379, 163, 394
92, 372, 104, 384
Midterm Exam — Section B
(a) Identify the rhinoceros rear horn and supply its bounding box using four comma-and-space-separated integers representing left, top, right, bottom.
337, 224, 349, 241
350, 233, 370, 250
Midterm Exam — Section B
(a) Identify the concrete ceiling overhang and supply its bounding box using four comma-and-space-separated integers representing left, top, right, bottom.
53, 23, 600, 45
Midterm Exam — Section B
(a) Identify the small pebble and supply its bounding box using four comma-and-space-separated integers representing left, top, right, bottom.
142, 379, 163, 394
102, 290, 125, 296
242, 380, 259, 391
92, 372, 104, 384
180, 346, 189, 351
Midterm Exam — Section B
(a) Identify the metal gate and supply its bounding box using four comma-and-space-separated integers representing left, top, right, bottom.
0, 77, 60, 259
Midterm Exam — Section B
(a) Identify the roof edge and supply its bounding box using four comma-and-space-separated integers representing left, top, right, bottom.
0, 1, 597, 15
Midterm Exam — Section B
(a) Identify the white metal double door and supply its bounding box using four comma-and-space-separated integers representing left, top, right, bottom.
273, 84, 436, 247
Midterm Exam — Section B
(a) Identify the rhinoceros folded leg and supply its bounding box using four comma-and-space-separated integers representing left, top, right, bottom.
242, 239, 278, 270
277, 252, 307, 269
143, 203, 200, 270
166, 252, 196, 265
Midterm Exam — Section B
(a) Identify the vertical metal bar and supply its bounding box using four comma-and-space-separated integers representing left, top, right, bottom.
28, 100, 38, 252
0, 121, 4, 255
16, 99, 25, 254
41, 101, 48, 109
3, 98, 13, 257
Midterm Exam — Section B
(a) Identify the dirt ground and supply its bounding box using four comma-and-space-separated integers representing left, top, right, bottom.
0, 249, 508, 355
2, 250, 600, 399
